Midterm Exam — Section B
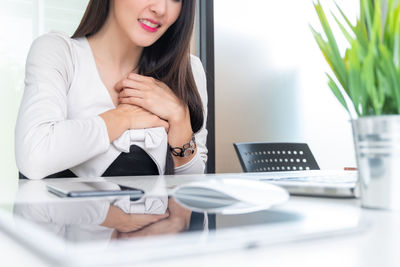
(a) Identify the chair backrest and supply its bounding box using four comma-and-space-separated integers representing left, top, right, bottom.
233, 142, 320, 172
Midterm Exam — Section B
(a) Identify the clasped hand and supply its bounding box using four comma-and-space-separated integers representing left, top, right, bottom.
115, 73, 187, 131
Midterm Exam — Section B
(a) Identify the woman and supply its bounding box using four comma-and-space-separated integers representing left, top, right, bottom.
15, 0, 208, 231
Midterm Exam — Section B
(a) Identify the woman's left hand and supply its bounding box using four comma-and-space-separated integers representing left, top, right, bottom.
115, 73, 187, 124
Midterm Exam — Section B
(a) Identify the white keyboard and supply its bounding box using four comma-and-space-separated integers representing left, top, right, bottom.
250, 170, 358, 184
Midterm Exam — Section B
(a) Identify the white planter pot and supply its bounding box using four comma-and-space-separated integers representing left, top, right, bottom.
352, 115, 400, 211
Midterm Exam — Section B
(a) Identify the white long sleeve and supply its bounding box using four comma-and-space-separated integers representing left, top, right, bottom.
15, 33, 110, 179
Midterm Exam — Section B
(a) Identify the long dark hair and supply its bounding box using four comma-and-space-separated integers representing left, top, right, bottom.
72, 0, 204, 175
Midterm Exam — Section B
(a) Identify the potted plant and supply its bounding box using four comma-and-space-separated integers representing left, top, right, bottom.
311, 0, 400, 210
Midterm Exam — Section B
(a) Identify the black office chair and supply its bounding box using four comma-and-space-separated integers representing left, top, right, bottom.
233, 142, 320, 172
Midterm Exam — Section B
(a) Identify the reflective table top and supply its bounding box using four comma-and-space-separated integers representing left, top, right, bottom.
0, 174, 363, 267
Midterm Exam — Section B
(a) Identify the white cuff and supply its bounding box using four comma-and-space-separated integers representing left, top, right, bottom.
174, 151, 205, 174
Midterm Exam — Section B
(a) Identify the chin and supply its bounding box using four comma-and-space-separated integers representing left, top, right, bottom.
132, 38, 159, 48
141, 41, 158, 47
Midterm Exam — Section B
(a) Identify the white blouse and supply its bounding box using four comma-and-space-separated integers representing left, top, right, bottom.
15, 32, 208, 180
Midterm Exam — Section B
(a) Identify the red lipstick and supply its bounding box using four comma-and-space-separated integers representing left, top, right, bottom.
138, 19, 160, 33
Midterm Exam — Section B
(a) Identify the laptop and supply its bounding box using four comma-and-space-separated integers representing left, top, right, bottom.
247, 170, 358, 198
232, 143, 358, 198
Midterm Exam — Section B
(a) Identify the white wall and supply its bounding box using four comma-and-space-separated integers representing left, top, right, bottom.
214, 0, 358, 173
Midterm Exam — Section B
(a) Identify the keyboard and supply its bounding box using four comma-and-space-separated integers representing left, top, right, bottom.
256, 170, 358, 184
245, 170, 358, 198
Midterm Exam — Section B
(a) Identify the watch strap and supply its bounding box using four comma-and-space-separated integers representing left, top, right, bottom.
169, 135, 196, 157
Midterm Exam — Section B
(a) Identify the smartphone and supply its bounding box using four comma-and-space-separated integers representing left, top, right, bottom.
46, 181, 144, 200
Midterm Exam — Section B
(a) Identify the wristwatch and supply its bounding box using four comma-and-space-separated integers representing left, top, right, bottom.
169, 135, 196, 157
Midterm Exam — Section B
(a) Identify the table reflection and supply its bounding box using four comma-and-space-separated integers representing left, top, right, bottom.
13, 178, 208, 245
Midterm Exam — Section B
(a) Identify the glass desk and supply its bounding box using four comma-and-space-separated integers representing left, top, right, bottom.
0, 174, 364, 267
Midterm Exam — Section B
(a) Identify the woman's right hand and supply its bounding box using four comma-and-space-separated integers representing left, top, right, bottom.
117, 104, 169, 132
101, 205, 169, 232
100, 104, 168, 143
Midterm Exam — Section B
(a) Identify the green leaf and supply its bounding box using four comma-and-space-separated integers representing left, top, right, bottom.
310, 25, 348, 91
313, 1, 348, 87
379, 45, 400, 113
327, 73, 349, 112
332, 12, 354, 44
347, 41, 362, 115
335, 2, 355, 32
392, 8, 400, 68
361, 0, 373, 38
362, 50, 381, 114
